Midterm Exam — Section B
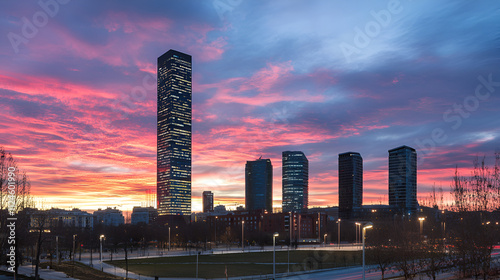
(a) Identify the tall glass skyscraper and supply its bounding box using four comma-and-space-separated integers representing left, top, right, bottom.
388, 145, 417, 213
245, 158, 273, 212
282, 151, 308, 213
338, 152, 363, 219
157, 50, 192, 215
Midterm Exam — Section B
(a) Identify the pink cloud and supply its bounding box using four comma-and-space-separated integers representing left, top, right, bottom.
203, 62, 327, 106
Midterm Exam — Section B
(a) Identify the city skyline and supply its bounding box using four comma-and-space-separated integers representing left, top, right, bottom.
0, 1, 498, 212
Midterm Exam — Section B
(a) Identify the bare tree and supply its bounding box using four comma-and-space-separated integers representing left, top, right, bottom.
32, 211, 49, 280
419, 237, 448, 280
392, 220, 422, 280
449, 154, 500, 279
0, 147, 35, 277
366, 221, 395, 279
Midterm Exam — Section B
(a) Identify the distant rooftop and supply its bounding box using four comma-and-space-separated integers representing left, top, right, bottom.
388, 145, 416, 152
339, 151, 361, 156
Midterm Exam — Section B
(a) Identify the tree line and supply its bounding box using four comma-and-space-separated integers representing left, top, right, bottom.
367, 153, 500, 279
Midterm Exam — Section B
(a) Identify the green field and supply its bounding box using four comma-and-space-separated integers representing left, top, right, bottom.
107, 250, 362, 278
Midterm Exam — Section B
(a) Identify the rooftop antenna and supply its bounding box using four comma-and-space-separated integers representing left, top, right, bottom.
259, 155, 262, 160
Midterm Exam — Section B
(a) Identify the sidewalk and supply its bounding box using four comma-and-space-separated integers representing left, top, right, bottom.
0, 264, 78, 280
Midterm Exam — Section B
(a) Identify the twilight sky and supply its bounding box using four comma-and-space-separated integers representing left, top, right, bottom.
0, 0, 499, 212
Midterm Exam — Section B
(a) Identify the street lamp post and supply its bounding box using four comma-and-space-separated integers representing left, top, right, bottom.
362, 222, 373, 280
100, 235, 105, 271
168, 226, 171, 251
288, 211, 292, 274
419, 217, 425, 236
215, 216, 218, 248
337, 219, 341, 249
241, 220, 245, 251
323, 234, 327, 247
72, 234, 77, 263
318, 212, 321, 245
56, 236, 59, 265
355, 222, 361, 245
442, 212, 447, 248
196, 251, 200, 279
273, 232, 279, 279
442, 211, 446, 248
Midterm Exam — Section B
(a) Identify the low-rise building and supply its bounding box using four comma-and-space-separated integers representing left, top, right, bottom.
93, 207, 124, 226
131, 206, 158, 225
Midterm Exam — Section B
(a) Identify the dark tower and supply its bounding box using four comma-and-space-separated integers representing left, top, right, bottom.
157, 49, 192, 215
203, 191, 214, 213
245, 158, 273, 212
388, 145, 417, 214
338, 152, 363, 219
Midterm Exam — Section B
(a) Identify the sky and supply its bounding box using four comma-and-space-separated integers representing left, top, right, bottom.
0, 0, 499, 212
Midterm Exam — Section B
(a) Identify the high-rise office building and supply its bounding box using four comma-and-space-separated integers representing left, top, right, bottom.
245, 158, 273, 212
157, 49, 192, 215
388, 145, 417, 213
202, 191, 214, 213
282, 151, 309, 213
338, 152, 363, 219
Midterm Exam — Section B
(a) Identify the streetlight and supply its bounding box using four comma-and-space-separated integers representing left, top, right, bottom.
215, 216, 218, 247
241, 220, 245, 251
318, 213, 321, 245
419, 217, 425, 236
72, 234, 77, 263
355, 222, 361, 246
337, 219, 341, 249
288, 211, 292, 274
196, 251, 200, 279
168, 226, 171, 251
56, 236, 59, 265
362, 222, 373, 280
273, 232, 279, 279
323, 234, 327, 247
100, 235, 105, 272
71, 234, 77, 278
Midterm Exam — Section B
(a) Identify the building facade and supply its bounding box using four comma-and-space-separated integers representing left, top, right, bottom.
203, 191, 214, 213
338, 152, 363, 219
131, 206, 158, 225
157, 49, 192, 215
26, 208, 93, 229
245, 158, 273, 212
93, 207, 125, 227
388, 145, 417, 213
282, 151, 309, 213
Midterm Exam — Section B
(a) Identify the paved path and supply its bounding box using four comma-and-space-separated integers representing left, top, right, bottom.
0, 264, 79, 280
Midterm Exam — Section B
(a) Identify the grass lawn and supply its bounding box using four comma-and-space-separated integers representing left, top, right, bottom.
50, 261, 125, 280
107, 250, 362, 279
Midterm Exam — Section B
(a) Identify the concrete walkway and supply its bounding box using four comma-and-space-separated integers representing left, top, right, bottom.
0, 264, 79, 280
